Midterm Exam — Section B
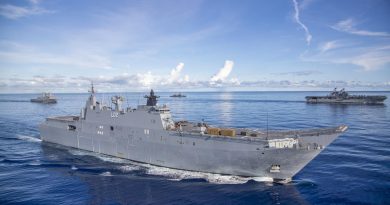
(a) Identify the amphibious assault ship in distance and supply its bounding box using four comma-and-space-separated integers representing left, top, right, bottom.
39, 84, 348, 183
31, 92, 57, 104
306, 88, 387, 104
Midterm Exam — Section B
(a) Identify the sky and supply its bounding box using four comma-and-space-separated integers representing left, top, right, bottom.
0, 0, 389, 93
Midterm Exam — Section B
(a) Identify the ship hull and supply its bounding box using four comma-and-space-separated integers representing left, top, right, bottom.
31, 99, 57, 104
306, 96, 386, 104
39, 119, 342, 182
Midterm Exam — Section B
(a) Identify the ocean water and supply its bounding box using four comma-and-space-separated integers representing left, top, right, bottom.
0, 91, 389, 205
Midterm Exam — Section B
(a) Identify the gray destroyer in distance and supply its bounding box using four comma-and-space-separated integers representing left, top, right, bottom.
31, 92, 57, 104
40, 85, 348, 182
306, 88, 387, 104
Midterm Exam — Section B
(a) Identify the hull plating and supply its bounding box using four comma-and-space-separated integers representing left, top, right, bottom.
40, 121, 341, 181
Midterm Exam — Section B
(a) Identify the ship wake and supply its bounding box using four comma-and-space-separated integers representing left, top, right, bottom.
144, 165, 273, 184
67, 149, 273, 184
17, 134, 42, 143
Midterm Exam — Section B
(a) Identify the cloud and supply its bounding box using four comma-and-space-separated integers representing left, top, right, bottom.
240, 80, 390, 89
302, 43, 390, 71
319, 41, 340, 53
272, 70, 322, 76
342, 48, 390, 71
0, 60, 241, 92
28, 0, 41, 5
332, 18, 390, 37
0, 2, 53, 20
229, 78, 240, 86
168, 63, 185, 84
299, 0, 315, 10
2, 75, 389, 93
292, 0, 312, 45
210, 60, 234, 85
72, 62, 192, 89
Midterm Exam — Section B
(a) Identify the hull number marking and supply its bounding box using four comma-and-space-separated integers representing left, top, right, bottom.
111, 112, 119, 118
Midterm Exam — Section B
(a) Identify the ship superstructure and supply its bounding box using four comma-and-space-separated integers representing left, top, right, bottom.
306, 88, 387, 104
39, 84, 348, 182
31, 92, 57, 104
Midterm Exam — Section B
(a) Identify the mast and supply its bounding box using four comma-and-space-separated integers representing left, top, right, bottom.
87, 81, 97, 107
89, 82, 96, 95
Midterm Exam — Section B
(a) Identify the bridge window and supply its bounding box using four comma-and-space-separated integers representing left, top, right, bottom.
110, 126, 114, 131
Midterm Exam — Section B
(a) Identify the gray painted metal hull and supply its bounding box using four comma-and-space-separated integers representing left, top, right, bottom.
306, 94, 387, 104
31, 99, 57, 104
40, 118, 343, 181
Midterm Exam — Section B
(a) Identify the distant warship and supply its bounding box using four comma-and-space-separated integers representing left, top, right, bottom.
31, 92, 57, 104
306, 88, 387, 104
39, 84, 348, 183
170, 93, 186, 97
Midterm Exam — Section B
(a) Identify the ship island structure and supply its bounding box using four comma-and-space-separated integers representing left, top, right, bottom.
306, 88, 387, 104
39, 84, 348, 183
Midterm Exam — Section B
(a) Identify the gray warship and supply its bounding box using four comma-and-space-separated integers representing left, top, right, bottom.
170, 93, 186, 97
31, 92, 57, 104
39, 84, 348, 183
306, 88, 387, 104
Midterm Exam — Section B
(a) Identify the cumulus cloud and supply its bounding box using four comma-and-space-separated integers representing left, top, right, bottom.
292, 0, 312, 45
229, 78, 240, 86
136, 72, 155, 87
168, 63, 185, 84
332, 18, 390, 37
184, 75, 190, 82
72, 62, 192, 89
2, 75, 389, 93
210, 60, 234, 85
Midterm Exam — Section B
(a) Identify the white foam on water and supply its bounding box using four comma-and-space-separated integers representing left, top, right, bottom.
71, 165, 78, 170
100, 171, 112, 176
96, 155, 128, 164
68, 149, 90, 156
251, 177, 274, 182
117, 165, 140, 172
17, 135, 42, 143
68, 149, 129, 164
67, 148, 272, 184
144, 164, 273, 184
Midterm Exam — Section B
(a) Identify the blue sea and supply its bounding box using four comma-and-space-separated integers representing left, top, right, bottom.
0, 91, 389, 205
